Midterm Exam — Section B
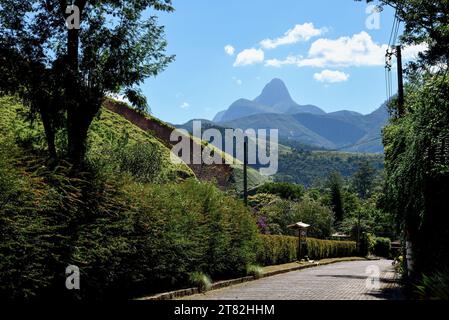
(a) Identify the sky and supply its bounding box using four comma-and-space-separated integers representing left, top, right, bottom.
141, 0, 422, 124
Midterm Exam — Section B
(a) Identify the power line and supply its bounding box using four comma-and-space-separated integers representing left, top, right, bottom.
333, 136, 383, 152
385, 9, 401, 104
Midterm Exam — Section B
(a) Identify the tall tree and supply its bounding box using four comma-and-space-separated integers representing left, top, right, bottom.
327, 171, 345, 223
0, 0, 174, 165
358, 0, 449, 278
359, 0, 449, 71
352, 161, 376, 199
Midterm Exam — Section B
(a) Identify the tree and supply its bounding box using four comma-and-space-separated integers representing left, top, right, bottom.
326, 171, 345, 223
352, 161, 376, 199
359, 0, 449, 71
383, 73, 449, 275
256, 182, 304, 201
0, 0, 174, 165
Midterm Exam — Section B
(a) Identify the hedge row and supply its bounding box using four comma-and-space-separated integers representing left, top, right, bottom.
257, 235, 358, 266
256, 235, 298, 266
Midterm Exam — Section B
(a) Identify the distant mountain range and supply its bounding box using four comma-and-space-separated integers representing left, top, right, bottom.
182, 78, 389, 153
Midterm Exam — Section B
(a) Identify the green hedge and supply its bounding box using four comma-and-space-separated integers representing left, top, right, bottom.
257, 235, 358, 266
0, 152, 260, 301
256, 235, 298, 266
373, 237, 391, 258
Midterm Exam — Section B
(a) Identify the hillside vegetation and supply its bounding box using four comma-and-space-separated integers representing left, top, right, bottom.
275, 149, 384, 187
0, 95, 261, 300
106, 99, 268, 191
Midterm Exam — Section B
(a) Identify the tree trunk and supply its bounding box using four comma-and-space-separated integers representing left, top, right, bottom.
40, 108, 57, 160
67, 107, 94, 167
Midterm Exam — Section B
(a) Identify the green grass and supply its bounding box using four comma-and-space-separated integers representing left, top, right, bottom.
0, 95, 194, 182
88, 107, 194, 181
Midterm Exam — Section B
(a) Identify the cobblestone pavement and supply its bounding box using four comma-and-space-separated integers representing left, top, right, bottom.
183, 260, 402, 300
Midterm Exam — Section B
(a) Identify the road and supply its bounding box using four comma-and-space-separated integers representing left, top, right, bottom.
183, 260, 402, 300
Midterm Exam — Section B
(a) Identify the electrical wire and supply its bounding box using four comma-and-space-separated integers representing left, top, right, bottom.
332, 136, 383, 152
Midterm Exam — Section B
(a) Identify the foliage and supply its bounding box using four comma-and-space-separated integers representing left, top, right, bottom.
374, 237, 392, 258
0, 163, 260, 300
340, 194, 396, 240
254, 196, 334, 238
246, 265, 264, 279
0, 97, 260, 301
291, 198, 334, 239
257, 235, 298, 266
326, 171, 345, 223
1, 96, 194, 183
275, 150, 384, 187
0, 0, 175, 163
383, 73, 449, 274
415, 270, 449, 300
359, 233, 376, 257
256, 182, 304, 201
257, 235, 358, 266
360, 0, 449, 71
307, 238, 358, 261
189, 272, 212, 293
352, 161, 376, 199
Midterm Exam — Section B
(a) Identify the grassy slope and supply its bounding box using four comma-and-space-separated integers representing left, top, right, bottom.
107, 98, 268, 190
0, 96, 194, 180
89, 108, 194, 180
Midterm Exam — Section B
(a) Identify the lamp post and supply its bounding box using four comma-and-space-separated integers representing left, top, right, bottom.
288, 222, 310, 261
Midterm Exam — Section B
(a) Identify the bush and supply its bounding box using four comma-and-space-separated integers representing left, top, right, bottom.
257, 235, 358, 266
359, 232, 376, 257
246, 265, 264, 279
189, 272, 212, 293
415, 270, 449, 300
256, 182, 304, 201
257, 235, 297, 266
254, 196, 334, 238
307, 238, 357, 260
373, 237, 391, 258
0, 156, 260, 300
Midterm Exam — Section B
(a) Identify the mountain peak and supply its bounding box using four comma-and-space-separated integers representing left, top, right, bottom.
254, 78, 294, 107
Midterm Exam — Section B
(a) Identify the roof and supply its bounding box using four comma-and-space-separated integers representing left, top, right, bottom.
287, 222, 311, 229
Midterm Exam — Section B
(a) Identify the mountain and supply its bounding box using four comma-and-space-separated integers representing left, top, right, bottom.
207, 78, 389, 153
214, 78, 326, 122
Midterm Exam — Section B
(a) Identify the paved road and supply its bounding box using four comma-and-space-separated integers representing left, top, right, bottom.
183, 260, 402, 300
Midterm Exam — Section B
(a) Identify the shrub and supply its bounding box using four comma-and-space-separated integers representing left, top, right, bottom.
257, 182, 304, 201
257, 235, 358, 266
246, 265, 264, 279
0, 158, 260, 300
254, 196, 334, 238
415, 271, 449, 300
189, 272, 212, 293
307, 238, 357, 260
359, 232, 376, 257
374, 237, 391, 258
257, 235, 297, 266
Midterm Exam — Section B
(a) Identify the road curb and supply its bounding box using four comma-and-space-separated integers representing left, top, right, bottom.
136, 257, 368, 301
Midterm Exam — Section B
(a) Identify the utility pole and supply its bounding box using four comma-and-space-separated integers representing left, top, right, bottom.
396, 45, 405, 117
243, 140, 248, 206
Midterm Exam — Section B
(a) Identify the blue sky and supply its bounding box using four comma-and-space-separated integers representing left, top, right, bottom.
141, 0, 419, 124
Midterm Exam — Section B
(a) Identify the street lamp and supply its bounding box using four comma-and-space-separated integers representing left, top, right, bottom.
288, 222, 310, 261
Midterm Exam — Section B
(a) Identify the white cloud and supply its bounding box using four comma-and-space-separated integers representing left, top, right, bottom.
224, 45, 235, 56
265, 55, 303, 68
232, 77, 243, 85
233, 48, 265, 67
313, 70, 350, 83
402, 43, 428, 60
180, 102, 190, 109
265, 31, 428, 69
260, 23, 326, 49
305, 31, 388, 67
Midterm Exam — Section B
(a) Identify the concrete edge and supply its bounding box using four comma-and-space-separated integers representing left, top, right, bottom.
135, 257, 368, 301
